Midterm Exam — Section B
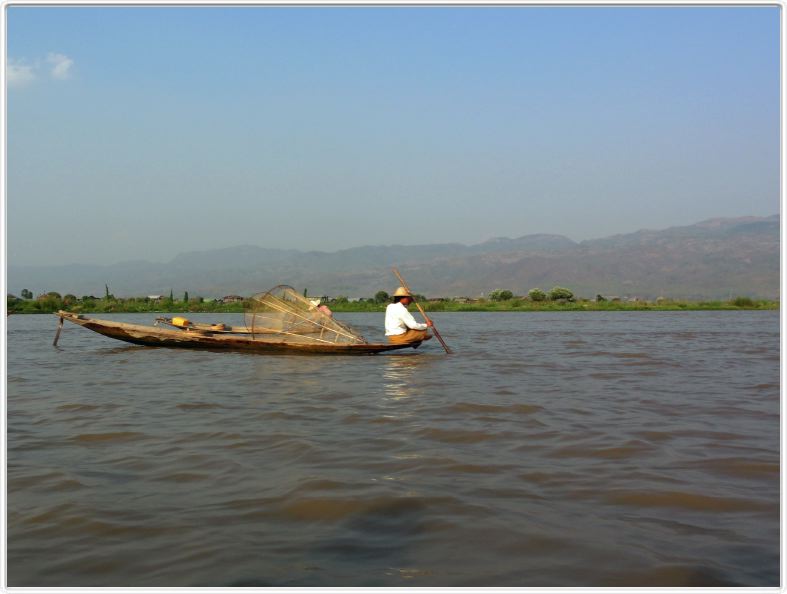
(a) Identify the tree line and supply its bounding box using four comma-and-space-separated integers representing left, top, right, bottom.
488, 287, 574, 302
7, 285, 775, 314
7, 289, 235, 314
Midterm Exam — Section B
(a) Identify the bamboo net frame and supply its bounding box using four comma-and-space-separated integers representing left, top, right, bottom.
244, 285, 367, 345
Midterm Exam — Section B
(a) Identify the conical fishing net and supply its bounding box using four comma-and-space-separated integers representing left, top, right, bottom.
245, 285, 367, 345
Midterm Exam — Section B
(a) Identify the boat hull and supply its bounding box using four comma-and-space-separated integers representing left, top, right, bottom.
56, 312, 420, 355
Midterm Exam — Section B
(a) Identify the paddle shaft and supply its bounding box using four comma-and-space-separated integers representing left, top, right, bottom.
53, 315, 64, 346
392, 268, 452, 354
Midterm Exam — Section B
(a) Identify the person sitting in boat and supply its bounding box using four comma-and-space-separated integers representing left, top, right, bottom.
385, 287, 433, 344
309, 299, 333, 318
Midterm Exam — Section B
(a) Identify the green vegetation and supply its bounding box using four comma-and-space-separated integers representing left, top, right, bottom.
328, 287, 779, 313
326, 294, 778, 313
488, 289, 514, 301
414, 298, 778, 312
7, 292, 249, 315
528, 288, 547, 302
6, 287, 779, 315
547, 286, 575, 301
731, 296, 755, 307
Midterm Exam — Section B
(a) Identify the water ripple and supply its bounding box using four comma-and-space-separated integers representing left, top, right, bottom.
6, 311, 779, 587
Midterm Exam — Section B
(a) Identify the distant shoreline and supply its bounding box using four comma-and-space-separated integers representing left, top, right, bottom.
7, 297, 779, 315
328, 299, 778, 313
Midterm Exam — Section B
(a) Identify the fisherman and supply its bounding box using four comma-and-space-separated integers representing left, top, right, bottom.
310, 298, 333, 318
385, 287, 433, 344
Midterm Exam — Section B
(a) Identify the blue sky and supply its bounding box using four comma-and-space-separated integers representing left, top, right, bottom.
7, 5, 780, 266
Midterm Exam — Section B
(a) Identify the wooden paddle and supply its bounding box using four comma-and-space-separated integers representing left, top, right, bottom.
392, 267, 452, 354
53, 314, 64, 346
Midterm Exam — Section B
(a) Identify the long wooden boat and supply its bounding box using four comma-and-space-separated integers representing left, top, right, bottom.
54, 311, 422, 355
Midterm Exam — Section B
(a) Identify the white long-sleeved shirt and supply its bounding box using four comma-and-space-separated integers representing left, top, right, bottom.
385, 302, 428, 335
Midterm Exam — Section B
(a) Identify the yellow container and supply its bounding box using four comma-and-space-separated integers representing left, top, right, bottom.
172, 316, 191, 327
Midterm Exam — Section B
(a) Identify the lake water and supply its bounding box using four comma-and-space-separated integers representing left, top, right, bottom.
6, 311, 780, 587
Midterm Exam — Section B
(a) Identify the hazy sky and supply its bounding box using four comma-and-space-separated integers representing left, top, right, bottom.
7, 5, 780, 266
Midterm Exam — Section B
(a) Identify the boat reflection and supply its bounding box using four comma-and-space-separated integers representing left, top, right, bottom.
382, 354, 427, 401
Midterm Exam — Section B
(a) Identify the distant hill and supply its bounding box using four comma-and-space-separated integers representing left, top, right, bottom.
8, 215, 779, 300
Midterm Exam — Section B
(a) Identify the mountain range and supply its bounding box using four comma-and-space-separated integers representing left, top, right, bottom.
8, 215, 780, 300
